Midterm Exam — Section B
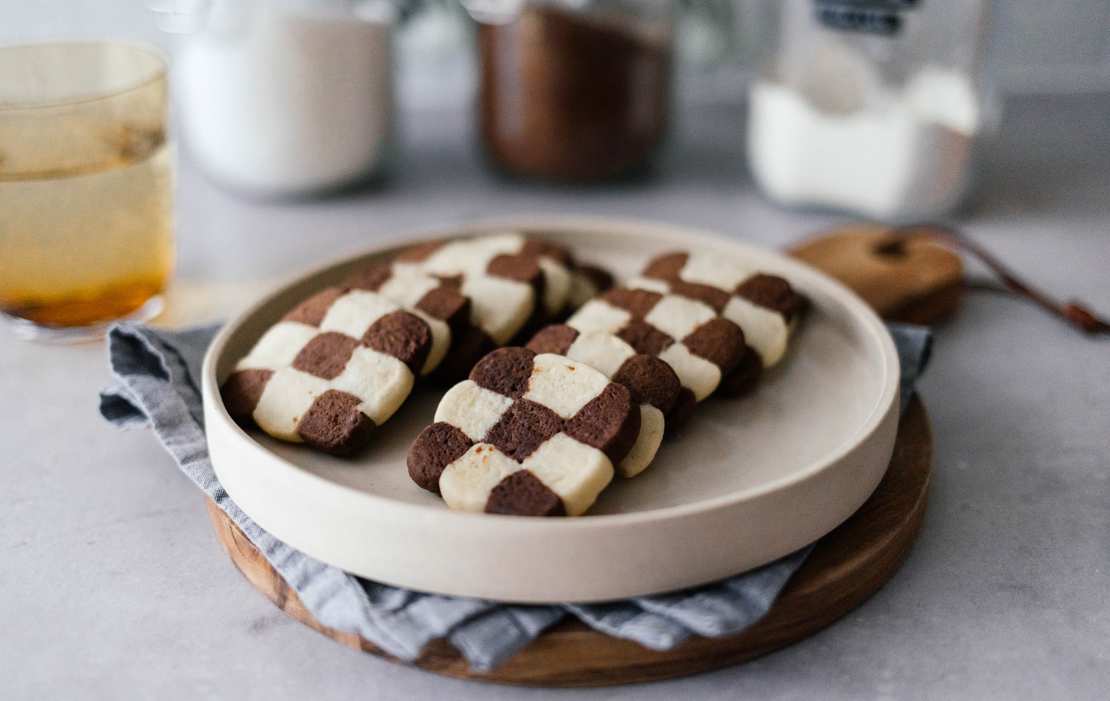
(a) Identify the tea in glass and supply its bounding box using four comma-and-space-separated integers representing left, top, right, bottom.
0, 42, 174, 341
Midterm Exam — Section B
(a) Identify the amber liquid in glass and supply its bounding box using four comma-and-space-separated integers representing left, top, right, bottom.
0, 125, 174, 327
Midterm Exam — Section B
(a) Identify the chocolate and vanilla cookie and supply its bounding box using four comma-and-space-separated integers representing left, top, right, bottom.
344, 263, 471, 334
634, 251, 807, 369
351, 233, 612, 381
527, 325, 679, 477
407, 347, 644, 516
345, 245, 534, 381
392, 233, 570, 335
221, 287, 442, 455
565, 287, 748, 420
342, 262, 469, 374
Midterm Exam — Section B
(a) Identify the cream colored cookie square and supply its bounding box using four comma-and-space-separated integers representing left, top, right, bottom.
524, 354, 610, 419
236, 321, 319, 371
568, 300, 632, 335
644, 295, 716, 341
462, 275, 534, 345
657, 343, 721, 401
439, 444, 522, 513
319, 290, 398, 339
417, 240, 478, 277
523, 433, 614, 516
378, 270, 441, 309
680, 253, 753, 292
565, 331, 636, 378
723, 296, 790, 367
421, 233, 524, 277
330, 347, 414, 425
252, 367, 329, 441
434, 380, 515, 442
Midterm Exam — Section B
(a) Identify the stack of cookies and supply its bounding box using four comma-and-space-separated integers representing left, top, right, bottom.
223, 234, 609, 454
222, 233, 806, 518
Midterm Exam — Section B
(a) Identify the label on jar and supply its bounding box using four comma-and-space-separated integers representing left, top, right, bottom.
814, 0, 921, 36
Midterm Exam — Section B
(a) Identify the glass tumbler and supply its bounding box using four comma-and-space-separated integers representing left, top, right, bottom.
0, 42, 175, 342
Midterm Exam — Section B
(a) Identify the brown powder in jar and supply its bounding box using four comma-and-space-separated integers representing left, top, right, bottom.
477, 5, 672, 182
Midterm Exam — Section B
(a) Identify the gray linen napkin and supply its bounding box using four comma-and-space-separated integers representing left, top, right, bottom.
99, 322, 930, 671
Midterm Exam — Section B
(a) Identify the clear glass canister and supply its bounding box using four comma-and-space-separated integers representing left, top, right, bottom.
159, 0, 398, 196
464, 0, 676, 182
746, 0, 995, 222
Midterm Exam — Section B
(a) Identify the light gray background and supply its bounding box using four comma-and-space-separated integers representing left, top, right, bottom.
3, 3, 1110, 700
4, 0, 1110, 96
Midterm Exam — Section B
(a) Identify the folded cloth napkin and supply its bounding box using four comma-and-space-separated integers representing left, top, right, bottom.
99, 322, 930, 671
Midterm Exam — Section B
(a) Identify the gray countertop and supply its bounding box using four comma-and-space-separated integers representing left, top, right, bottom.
4, 93, 1109, 700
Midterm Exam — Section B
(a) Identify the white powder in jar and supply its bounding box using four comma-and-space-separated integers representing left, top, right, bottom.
176, 1, 395, 195
747, 64, 981, 222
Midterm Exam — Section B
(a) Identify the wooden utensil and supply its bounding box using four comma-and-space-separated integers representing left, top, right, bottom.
791, 224, 964, 325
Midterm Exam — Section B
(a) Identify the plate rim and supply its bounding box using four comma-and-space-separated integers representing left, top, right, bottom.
201, 215, 900, 600
203, 215, 899, 527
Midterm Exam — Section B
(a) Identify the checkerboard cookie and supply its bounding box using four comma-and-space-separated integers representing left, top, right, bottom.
348, 233, 612, 381
526, 325, 680, 477
565, 287, 749, 419
407, 347, 645, 516
392, 233, 569, 338
222, 287, 443, 454
342, 262, 471, 373
634, 251, 807, 369
343, 263, 472, 333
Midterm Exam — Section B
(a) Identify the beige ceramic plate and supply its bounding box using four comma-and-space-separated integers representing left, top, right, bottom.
203, 216, 900, 603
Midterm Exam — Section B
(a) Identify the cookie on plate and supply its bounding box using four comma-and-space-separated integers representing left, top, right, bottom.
565, 287, 749, 420
526, 325, 680, 477
635, 251, 807, 369
407, 347, 644, 516
221, 287, 440, 454
351, 233, 612, 380
392, 233, 567, 337
343, 262, 472, 334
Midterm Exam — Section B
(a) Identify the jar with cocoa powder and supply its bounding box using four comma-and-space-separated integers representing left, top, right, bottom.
464, 0, 675, 182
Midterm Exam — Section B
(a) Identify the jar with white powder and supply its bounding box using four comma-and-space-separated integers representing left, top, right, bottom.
161, 0, 400, 196
746, 0, 995, 222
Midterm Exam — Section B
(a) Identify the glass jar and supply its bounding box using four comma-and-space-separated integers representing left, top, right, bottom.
746, 0, 995, 222
464, 0, 676, 182
158, 0, 399, 196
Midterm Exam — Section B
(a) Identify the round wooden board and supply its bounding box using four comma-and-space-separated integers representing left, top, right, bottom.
207, 397, 932, 687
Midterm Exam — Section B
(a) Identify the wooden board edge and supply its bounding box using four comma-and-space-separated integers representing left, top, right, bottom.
206, 397, 932, 687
